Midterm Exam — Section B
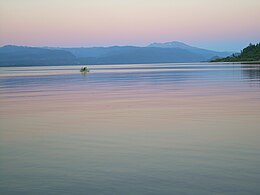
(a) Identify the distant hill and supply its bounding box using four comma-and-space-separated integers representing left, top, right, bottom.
211, 43, 260, 62
75, 46, 205, 64
148, 41, 232, 60
148, 41, 191, 48
0, 42, 232, 66
0, 45, 77, 66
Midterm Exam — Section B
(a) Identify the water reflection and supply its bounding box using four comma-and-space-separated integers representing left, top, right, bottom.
0, 63, 260, 194
242, 64, 260, 81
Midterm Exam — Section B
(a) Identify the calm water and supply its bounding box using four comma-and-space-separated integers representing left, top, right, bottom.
0, 63, 260, 194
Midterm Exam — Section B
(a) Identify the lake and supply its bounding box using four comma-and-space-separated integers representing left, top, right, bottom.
0, 63, 260, 194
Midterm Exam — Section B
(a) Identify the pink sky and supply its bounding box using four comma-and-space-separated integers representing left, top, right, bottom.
0, 0, 260, 51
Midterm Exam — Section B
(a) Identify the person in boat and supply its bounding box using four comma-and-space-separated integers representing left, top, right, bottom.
81, 66, 86, 71
80, 66, 89, 72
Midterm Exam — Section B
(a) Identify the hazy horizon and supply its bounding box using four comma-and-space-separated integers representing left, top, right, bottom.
0, 40, 240, 52
1, 0, 260, 51
1, 40, 259, 53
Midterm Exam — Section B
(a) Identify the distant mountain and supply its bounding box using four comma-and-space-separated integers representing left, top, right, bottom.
0, 42, 232, 66
148, 41, 232, 60
75, 46, 204, 64
148, 41, 193, 49
60, 42, 232, 64
0, 45, 77, 66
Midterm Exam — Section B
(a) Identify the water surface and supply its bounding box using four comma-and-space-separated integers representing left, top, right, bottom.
0, 63, 260, 194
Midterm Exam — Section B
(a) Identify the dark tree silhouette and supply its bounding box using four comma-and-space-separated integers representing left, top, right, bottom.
212, 43, 260, 62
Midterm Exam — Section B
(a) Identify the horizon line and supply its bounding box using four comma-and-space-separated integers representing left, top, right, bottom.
0, 41, 242, 52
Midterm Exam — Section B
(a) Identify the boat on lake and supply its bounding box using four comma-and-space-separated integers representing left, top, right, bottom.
80, 66, 90, 73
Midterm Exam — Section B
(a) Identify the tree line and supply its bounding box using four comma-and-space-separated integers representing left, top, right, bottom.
212, 43, 260, 62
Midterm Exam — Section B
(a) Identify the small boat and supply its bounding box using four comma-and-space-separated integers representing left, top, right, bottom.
80, 66, 90, 73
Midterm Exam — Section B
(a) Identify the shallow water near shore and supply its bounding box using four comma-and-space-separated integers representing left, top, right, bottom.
1, 63, 260, 194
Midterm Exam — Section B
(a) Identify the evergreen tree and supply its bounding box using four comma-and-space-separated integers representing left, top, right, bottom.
211, 43, 260, 62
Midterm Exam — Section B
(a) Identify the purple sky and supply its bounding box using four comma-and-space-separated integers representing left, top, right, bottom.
0, 0, 260, 51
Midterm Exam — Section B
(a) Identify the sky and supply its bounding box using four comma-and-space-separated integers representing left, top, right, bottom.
0, 0, 260, 51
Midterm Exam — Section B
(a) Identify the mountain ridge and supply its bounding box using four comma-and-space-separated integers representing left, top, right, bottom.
0, 42, 232, 66
147, 41, 232, 59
